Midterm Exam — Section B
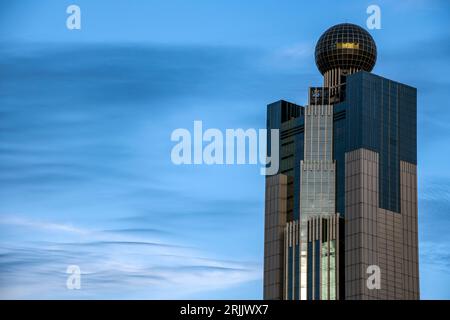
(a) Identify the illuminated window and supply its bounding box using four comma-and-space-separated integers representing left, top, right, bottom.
336, 42, 360, 49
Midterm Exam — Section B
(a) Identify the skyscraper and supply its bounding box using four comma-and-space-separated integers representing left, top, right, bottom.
263, 23, 419, 300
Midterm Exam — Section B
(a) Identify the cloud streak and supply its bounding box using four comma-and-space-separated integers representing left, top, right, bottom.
0, 216, 261, 299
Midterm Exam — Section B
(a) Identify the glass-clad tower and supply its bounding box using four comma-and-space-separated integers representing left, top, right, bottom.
263, 23, 419, 300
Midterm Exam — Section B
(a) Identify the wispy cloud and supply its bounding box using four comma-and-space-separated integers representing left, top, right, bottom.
276, 42, 314, 59
0, 216, 87, 235
0, 216, 261, 299
420, 241, 450, 271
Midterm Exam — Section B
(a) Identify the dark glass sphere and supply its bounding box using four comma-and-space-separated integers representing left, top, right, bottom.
315, 23, 377, 75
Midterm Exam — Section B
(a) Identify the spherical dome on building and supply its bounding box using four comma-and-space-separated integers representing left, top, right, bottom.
315, 23, 377, 75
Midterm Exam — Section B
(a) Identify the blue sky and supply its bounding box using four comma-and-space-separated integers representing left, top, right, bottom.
0, 0, 449, 299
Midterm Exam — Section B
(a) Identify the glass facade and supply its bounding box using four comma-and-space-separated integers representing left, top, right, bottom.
264, 24, 417, 301
343, 71, 417, 212
329, 240, 336, 300
285, 216, 339, 300
300, 104, 335, 218
267, 100, 304, 221
298, 104, 336, 299
321, 241, 329, 300
333, 104, 346, 217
